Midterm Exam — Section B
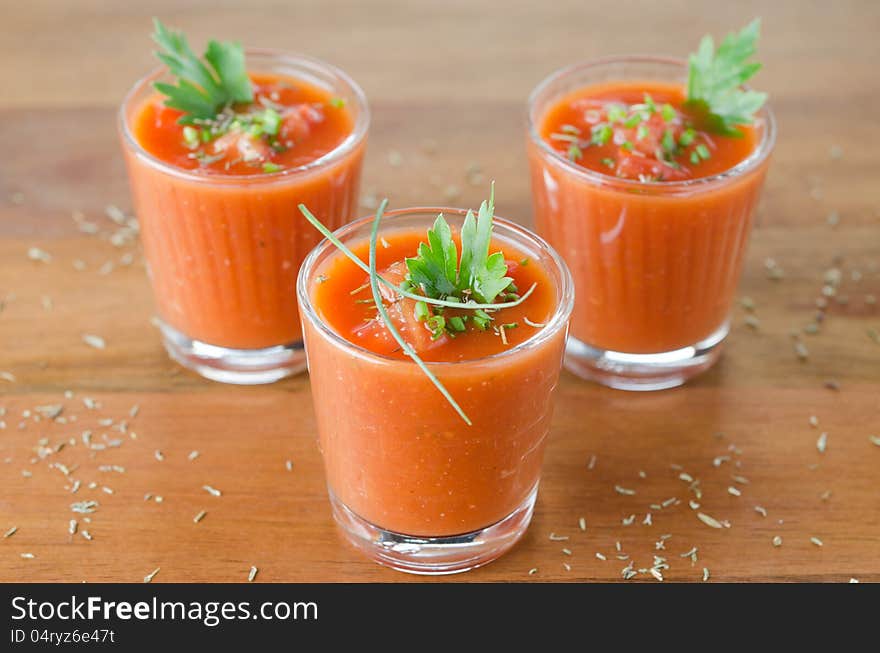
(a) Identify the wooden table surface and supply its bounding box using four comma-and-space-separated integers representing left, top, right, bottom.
1, 0, 878, 583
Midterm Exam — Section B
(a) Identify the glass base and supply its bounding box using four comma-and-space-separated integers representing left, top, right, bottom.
157, 320, 306, 385
329, 485, 538, 575
564, 321, 729, 391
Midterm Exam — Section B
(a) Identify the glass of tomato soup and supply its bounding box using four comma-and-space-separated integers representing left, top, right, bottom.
297, 207, 573, 574
119, 51, 368, 384
527, 57, 775, 390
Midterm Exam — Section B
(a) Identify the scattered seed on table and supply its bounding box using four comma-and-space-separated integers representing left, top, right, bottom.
188, 451, 200, 462
70, 500, 98, 514
248, 566, 258, 582
527, 568, 538, 576
772, 536, 783, 547
193, 510, 207, 524
697, 512, 724, 529
27, 247, 51, 263
21, 553, 35, 559
595, 552, 606, 561
3, 526, 17, 538
81, 530, 92, 541
154, 450, 164, 462
548, 533, 568, 541
702, 567, 710, 582
285, 460, 293, 472
820, 490, 832, 501
817, 432, 828, 453
203, 485, 222, 497
561, 548, 572, 556
82, 334, 106, 350
129, 404, 140, 418
587, 454, 596, 470
809, 416, 819, 428
69, 520, 77, 535
728, 486, 742, 497
811, 537, 824, 547
849, 578, 859, 583
143, 567, 160, 583
578, 517, 586, 532
868, 435, 880, 447
614, 485, 635, 496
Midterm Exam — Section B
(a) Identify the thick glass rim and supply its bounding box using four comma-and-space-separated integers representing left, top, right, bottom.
118, 48, 370, 184
527, 55, 776, 194
297, 207, 575, 367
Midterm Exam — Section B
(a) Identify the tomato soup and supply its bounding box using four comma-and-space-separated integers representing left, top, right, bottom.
120, 55, 367, 365
527, 62, 773, 386
299, 210, 573, 540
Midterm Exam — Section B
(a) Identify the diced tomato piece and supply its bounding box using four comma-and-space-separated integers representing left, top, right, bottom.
614, 153, 690, 182
212, 130, 273, 163
280, 104, 325, 143
350, 262, 447, 355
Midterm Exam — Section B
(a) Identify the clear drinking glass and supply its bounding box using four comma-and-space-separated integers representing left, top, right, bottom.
119, 50, 369, 384
297, 208, 574, 574
527, 57, 775, 390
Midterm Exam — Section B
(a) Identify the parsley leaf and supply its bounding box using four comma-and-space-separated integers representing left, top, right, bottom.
151, 18, 253, 124
405, 215, 459, 298
458, 186, 512, 303
686, 19, 767, 136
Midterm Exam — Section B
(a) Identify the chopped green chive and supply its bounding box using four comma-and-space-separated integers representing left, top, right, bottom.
330, 97, 346, 108
690, 151, 700, 165
262, 162, 283, 173
622, 114, 642, 129
567, 143, 583, 161
426, 315, 446, 340
643, 94, 656, 113
414, 300, 429, 322
696, 143, 711, 160
448, 316, 466, 332
679, 128, 697, 147
601, 157, 615, 168
182, 126, 200, 149
661, 104, 676, 122
621, 140, 634, 152
592, 123, 613, 146
661, 129, 676, 154
636, 124, 649, 141
607, 104, 626, 123
260, 108, 281, 136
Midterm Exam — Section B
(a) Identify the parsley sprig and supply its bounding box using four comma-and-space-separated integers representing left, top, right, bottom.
405, 185, 513, 304
298, 186, 538, 425
151, 18, 253, 124
686, 18, 767, 136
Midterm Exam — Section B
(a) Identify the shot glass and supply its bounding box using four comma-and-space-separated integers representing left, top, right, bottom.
527, 57, 775, 390
298, 207, 574, 574
119, 50, 369, 384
